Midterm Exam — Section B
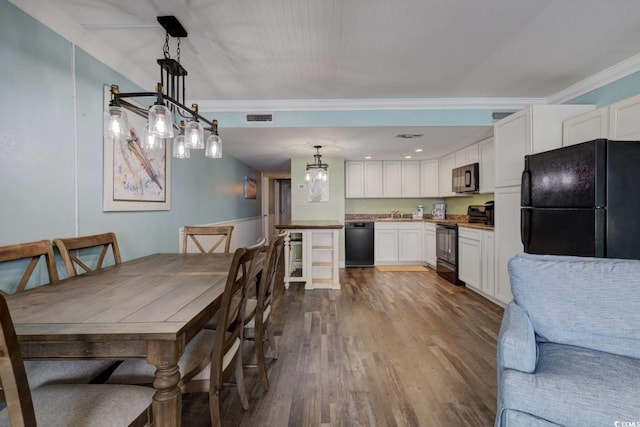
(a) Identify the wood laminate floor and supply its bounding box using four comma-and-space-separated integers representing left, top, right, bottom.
182, 265, 504, 427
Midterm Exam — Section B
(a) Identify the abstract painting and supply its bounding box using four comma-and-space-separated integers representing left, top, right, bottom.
103, 86, 171, 211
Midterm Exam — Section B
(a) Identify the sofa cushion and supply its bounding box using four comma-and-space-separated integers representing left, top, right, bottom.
500, 343, 640, 427
508, 253, 640, 359
499, 409, 561, 426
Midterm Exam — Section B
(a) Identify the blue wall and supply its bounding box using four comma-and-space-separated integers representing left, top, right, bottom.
567, 71, 640, 107
0, 1, 261, 279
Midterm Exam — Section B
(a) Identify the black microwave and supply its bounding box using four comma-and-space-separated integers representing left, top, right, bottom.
452, 162, 479, 193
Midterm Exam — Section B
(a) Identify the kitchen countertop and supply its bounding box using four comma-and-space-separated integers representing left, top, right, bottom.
275, 220, 344, 230
344, 215, 494, 230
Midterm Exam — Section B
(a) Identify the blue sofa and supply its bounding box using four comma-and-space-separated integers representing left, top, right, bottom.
495, 253, 640, 426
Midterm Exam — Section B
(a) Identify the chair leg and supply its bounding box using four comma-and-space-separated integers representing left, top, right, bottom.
235, 348, 250, 409
266, 319, 279, 360
255, 325, 270, 391
209, 387, 223, 427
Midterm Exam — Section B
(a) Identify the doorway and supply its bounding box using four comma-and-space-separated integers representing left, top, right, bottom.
276, 179, 292, 226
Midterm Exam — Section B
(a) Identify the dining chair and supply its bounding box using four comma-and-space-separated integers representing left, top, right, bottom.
0, 240, 58, 294
53, 232, 122, 277
106, 238, 265, 427
0, 240, 116, 389
243, 231, 286, 391
0, 293, 154, 427
182, 225, 234, 254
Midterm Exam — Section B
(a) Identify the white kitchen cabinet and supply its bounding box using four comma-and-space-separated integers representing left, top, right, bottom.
398, 228, 423, 262
375, 222, 423, 264
364, 161, 383, 197
383, 161, 402, 197
481, 230, 495, 298
494, 186, 522, 305
562, 107, 609, 147
438, 153, 455, 197
454, 143, 479, 167
478, 136, 495, 194
458, 227, 482, 292
401, 160, 421, 197
609, 92, 640, 140
283, 229, 341, 290
374, 228, 398, 263
494, 104, 595, 187
345, 161, 364, 198
420, 159, 438, 197
424, 222, 437, 267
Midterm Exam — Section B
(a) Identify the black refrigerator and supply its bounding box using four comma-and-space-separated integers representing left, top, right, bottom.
521, 139, 640, 260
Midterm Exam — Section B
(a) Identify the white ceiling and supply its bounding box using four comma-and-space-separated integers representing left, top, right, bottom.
12, 0, 640, 173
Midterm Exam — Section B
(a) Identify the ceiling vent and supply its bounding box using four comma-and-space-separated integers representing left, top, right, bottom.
492, 111, 515, 121
246, 113, 274, 124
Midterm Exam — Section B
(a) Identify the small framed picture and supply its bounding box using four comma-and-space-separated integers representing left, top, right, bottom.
243, 176, 257, 199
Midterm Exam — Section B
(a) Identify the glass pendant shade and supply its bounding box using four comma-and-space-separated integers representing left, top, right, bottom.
172, 135, 190, 159
305, 171, 311, 181
104, 105, 129, 138
141, 124, 163, 151
205, 134, 222, 158
148, 104, 174, 138
184, 120, 205, 149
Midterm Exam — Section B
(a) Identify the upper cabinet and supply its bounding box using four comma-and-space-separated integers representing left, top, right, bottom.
438, 153, 456, 197
456, 143, 479, 167
345, 159, 438, 198
494, 104, 595, 188
420, 159, 438, 197
364, 161, 383, 198
478, 136, 495, 194
562, 107, 609, 147
608, 93, 640, 140
345, 161, 364, 198
561, 92, 640, 148
382, 161, 402, 197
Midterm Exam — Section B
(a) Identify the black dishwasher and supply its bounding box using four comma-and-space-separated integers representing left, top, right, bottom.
345, 222, 375, 267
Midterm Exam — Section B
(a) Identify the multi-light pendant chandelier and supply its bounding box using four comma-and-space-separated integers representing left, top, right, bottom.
103, 16, 221, 160
305, 145, 329, 181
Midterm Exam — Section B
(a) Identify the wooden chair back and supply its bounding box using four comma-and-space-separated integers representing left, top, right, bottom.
207, 238, 264, 423
0, 240, 58, 294
53, 232, 122, 277
182, 226, 234, 254
0, 293, 38, 426
257, 231, 286, 320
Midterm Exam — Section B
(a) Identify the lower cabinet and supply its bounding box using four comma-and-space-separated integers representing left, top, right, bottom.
375, 222, 423, 264
458, 227, 482, 292
458, 226, 498, 304
424, 222, 437, 267
283, 229, 340, 290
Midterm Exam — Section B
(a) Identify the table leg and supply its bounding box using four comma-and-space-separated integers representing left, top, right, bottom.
148, 341, 183, 427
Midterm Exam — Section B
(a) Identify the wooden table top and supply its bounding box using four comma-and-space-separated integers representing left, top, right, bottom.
6, 253, 234, 342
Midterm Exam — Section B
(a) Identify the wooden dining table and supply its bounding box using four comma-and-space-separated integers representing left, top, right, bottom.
5, 252, 244, 427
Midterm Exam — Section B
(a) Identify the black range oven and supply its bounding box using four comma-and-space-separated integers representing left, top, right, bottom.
436, 223, 461, 285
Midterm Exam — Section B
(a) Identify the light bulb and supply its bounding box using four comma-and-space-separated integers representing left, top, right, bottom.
104, 105, 128, 138
205, 134, 222, 158
172, 135, 190, 159
148, 104, 174, 138
184, 120, 204, 149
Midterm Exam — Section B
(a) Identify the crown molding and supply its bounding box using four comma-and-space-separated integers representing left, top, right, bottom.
193, 97, 546, 113
547, 53, 640, 104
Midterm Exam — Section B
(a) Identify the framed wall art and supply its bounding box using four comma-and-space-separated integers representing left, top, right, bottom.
103, 86, 171, 211
243, 176, 257, 199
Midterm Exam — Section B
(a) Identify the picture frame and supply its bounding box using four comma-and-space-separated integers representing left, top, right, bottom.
103, 86, 171, 211
243, 176, 257, 199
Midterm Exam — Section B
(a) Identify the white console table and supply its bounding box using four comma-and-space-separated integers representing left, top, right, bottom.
275, 221, 343, 290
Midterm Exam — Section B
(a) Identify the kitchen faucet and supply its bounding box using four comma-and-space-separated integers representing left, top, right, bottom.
390, 210, 401, 219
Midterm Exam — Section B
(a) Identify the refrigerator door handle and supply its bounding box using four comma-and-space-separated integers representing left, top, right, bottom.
521, 169, 532, 206
521, 209, 531, 250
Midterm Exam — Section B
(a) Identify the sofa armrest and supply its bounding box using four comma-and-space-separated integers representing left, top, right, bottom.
497, 302, 538, 374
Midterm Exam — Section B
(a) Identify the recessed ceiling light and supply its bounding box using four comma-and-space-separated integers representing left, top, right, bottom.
404, 155, 412, 159
415, 148, 423, 152
396, 134, 423, 139
364, 156, 372, 159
